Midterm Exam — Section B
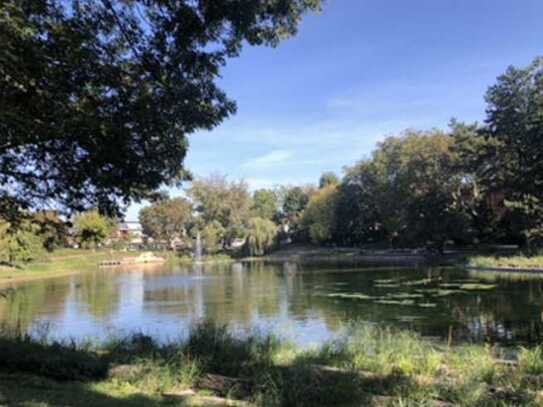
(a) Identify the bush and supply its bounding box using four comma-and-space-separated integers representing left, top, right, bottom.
0, 334, 107, 380
0, 220, 45, 265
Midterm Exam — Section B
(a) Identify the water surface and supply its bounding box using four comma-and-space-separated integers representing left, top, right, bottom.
1, 261, 543, 346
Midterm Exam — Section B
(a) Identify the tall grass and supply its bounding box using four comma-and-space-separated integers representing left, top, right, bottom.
0, 321, 542, 406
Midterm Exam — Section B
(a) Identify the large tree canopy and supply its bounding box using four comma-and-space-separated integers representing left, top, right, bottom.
453, 57, 543, 247
0, 0, 321, 220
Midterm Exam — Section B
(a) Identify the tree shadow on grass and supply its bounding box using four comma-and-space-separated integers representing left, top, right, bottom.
0, 335, 186, 407
0, 373, 179, 407
274, 352, 422, 406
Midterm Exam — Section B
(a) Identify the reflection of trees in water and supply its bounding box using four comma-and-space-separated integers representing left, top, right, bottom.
448, 277, 543, 343
203, 262, 284, 327
0, 280, 71, 331
139, 262, 286, 327
74, 270, 122, 319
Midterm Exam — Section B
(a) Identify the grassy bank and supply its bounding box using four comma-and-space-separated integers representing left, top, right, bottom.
468, 255, 543, 270
0, 249, 144, 285
0, 249, 239, 286
1, 322, 543, 406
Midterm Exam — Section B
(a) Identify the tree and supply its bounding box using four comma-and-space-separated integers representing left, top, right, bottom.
335, 162, 384, 246
188, 175, 252, 240
201, 221, 225, 255
0, 0, 321, 221
319, 172, 339, 188
341, 130, 472, 249
281, 186, 311, 217
302, 185, 339, 244
466, 57, 543, 248
33, 211, 68, 251
251, 189, 278, 221
139, 197, 193, 248
243, 218, 278, 256
450, 120, 510, 243
0, 220, 44, 265
73, 210, 113, 249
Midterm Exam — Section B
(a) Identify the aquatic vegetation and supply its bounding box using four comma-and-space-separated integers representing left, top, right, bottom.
384, 292, 424, 299
401, 277, 442, 287
374, 299, 416, 306
459, 283, 496, 291
325, 293, 375, 300
374, 278, 400, 284
415, 288, 465, 297
374, 283, 401, 288
439, 283, 463, 288
417, 302, 437, 308
396, 315, 427, 322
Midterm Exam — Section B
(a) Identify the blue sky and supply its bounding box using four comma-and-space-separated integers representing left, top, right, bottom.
126, 0, 543, 220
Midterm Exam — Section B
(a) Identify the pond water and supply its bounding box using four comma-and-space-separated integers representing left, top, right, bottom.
1, 261, 543, 346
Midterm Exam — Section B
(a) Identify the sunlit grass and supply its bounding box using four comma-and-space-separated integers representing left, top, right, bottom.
468, 255, 543, 269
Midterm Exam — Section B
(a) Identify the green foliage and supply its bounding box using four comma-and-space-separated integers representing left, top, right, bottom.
139, 197, 192, 247
0, 0, 321, 220
243, 217, 278, 256
281, 186, 312, 217
338, 130, 472, 249
340, 324, 443, 376
318, 171, 339, 188
301, 185, 339, 244
73, 211, 113, 249
188, 175, 252, 240
0, 220, 44, 265
33, 211, 68, 252
453, 57, 543, 249
518, 345, 543, 375
251, 189, 279, 221
201, 221, 226, 254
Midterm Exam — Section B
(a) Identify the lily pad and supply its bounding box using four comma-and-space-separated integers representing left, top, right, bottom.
439, 283, 462, 288
402, 277, 442, 287
459, 283, 496, 291
385, 292, 425, 299
375, 283, 401, 288
417, 302, 438, 308
414, 288, 464, 297
396, 315, 427, 322
374, 279, 398, 284
374, 299, 416, 306
326, 293, 375, 300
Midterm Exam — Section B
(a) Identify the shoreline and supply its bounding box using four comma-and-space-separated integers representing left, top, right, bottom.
3, 246, 542, 287
0, 322, 542, 406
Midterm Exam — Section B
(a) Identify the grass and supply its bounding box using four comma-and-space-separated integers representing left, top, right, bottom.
0, 249, 237, 286
0, 249, 144, 284
1, 322, 543, 406
468, 255, 543, 270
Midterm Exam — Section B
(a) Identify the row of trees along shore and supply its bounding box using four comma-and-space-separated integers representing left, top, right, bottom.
138, 57, 543, 254
1, 57, 542, 262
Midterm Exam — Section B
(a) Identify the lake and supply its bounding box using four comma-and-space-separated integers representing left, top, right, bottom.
1, 261, 543, 346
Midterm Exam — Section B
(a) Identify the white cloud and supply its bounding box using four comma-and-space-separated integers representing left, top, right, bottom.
241, 150, 293, 170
